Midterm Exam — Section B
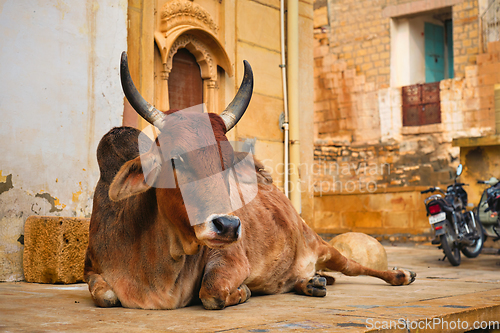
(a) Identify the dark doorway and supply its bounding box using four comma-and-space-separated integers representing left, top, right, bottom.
168, 48, 203, 110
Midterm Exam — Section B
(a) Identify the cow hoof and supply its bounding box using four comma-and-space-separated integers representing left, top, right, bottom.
306, 276, 327, 297
92, 288, 120, 307
88, 274, 121, 308
102, 289, 120, 307
238, 284, 251, 304
392, 268, 416, 286
316, 271, 336, 285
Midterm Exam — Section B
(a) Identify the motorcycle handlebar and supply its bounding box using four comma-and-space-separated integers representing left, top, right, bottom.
477, 177, 500, 185
420, 188, 434, 194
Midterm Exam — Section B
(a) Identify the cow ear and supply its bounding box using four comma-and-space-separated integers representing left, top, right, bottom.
109, 152, 161, 201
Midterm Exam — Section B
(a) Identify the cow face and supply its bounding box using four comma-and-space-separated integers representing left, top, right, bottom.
108, 52, 253, 251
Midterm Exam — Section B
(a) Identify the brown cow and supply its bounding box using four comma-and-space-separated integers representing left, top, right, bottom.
84, 52, 415, 310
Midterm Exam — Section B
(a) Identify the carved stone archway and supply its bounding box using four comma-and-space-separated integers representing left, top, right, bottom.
164, 34, 215, 81
154, 0, 232, 114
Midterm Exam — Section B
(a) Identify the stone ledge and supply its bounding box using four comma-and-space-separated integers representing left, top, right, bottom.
23, 216, 90, 284
452, 134, 500, 147
313, 185, 429, 196
401, 123, 443, 135
319, 232, 433, 244
382, 0, 462, 18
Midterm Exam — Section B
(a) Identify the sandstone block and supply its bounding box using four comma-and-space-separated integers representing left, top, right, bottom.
23, 216, 90, 284
237, 0, 280, 52
329, 232, 388, 271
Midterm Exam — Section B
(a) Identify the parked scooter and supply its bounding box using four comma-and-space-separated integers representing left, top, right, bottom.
421, 164, 484, 266
475, 177, 500, 241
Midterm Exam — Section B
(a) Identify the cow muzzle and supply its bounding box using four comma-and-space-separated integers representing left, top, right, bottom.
193, 214, 241, 249
212, 215, 241, 240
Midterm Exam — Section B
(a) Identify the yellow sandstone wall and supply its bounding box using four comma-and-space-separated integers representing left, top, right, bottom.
312, 0, 500, 236
455, 137, 500, 207
314, 188, 430, 238
234, 0, 315, 223
127, 0, 315, 222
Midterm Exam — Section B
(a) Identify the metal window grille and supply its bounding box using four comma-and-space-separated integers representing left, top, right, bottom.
482, 0, 500, 52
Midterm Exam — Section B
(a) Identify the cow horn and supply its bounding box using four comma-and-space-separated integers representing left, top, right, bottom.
220, 60, 253, 132
120, 52, 166, 127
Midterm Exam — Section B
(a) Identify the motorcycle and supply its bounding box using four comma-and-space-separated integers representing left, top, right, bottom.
420, 164, 484, 266
475, 177, 500, 242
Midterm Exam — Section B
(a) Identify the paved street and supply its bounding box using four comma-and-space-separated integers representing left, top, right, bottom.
1, 244, 499, 332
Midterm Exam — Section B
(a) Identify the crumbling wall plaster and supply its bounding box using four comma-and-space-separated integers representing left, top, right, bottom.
0, 0, 127, 281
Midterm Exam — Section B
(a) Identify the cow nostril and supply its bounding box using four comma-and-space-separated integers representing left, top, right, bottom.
212, 218, 225, 233
210, 216, 241, 238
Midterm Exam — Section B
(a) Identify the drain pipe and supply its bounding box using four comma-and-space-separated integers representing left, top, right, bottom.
280, 0, 289, 198
287, 0, 301, 212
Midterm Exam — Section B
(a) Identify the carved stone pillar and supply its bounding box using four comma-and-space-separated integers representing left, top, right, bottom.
204, 79, 217, 114
156, 62, 170, 111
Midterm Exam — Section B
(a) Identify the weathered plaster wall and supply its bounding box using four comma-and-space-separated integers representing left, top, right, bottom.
0, 0, 127, 281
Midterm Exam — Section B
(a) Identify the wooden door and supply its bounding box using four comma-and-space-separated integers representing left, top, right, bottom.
445, 19, 454, 79
168, 48, 203, 110
424, 22, 445, 83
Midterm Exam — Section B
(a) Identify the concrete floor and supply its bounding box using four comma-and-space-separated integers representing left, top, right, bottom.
1, 244, 500, 333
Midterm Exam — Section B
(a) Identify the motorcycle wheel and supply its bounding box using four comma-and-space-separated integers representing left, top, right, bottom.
441, 233, 461, 266
461, 215, 485, 258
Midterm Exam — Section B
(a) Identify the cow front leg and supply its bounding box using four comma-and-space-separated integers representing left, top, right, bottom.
200, 283, 251, 310
87, 274, 121, 307
295, 275, 327, 297
199, 255, 251, 310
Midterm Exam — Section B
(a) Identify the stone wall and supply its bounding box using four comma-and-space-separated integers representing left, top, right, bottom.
314, 0, 483, 146
323, 0, 391, 86
314, 188, 431, 237
314, 52, 382, 143
312, 41, 500, 235
312, 0, 499, 235
452, 0, 480, 78
455, 136, 500, 208
313, 140, 455, 195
